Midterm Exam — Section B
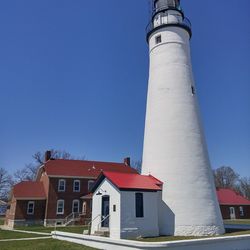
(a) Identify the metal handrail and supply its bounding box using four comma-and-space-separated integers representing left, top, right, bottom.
97, 214, 111, 231
146, 12, 192, 36
64, 212, 80, 226
87, 214, 101, 235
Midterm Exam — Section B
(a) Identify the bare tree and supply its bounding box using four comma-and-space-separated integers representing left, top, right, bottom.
131, 160, 142, 173
0, 167, 13, 200
239, 177, 250, 200
13, 149, 85, 183
213, 166, 239, 190
13, 163, 37, 183
32, 149, 76, 165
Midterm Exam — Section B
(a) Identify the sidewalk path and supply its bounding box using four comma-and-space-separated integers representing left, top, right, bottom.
0, 226, 51, 236
0, 236, 51, 242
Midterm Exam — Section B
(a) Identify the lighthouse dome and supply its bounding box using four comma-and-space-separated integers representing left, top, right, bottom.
154, 0, 180, 11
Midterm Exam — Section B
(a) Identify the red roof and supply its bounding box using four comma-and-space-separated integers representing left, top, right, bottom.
13, 182, 46, 199
94, 172, 162, 191
42, 159, 137, 178
217, 188, 250, 205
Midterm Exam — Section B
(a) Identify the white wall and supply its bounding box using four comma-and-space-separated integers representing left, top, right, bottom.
142, 21, 224, 236
91, 179, 121, 239
120, 191, 159, 239
52, 231, 250, 250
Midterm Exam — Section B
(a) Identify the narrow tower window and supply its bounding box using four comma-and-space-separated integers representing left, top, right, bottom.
191, 86, 196, 95
155, 35, 162, 44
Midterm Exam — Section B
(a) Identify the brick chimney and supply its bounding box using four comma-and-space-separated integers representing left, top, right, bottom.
45, 150, 51, 162
124, 157, 131, 166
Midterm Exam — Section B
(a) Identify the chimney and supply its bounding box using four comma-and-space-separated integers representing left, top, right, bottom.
124, 157, 130, 166
45, 150, 51, 162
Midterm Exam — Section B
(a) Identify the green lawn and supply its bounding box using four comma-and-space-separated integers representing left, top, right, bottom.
0, 238, 98, 250
0, 228, 47, 240
15, 225, 88, 234
0, 218, 5, 225
224, 219, 250, 225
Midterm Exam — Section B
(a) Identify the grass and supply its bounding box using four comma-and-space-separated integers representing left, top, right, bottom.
0, 218, 4, 225
0, 238, 98, 250
224, 219, 250, 225
0, 228, 47, 240
15, 225, 88, 234
225, 230, 250, 236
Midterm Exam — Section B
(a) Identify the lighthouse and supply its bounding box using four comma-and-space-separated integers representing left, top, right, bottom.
142, 0, 225, 236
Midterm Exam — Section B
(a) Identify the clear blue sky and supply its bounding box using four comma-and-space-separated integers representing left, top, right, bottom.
0, 0, 249, 177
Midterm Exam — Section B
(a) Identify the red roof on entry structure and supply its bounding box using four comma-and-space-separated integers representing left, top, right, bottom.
94, 172, 163, 191
13, 181, 46, 199
42, 159, 137, 178
217, 188, 250, 205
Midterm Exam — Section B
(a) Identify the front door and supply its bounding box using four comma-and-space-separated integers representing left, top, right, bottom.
230, 207, 236, 220
101, 196, 110, 227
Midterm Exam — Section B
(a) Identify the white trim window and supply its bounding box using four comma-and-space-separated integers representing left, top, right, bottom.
88, 180, 95, 191
73, 180, 80, 192
58, 179, 66, 192
27, 201, 35, 215
72, 200, 80, 213
82, 201, 87, 215
57, 200, 64, 215
239, 206, 244, 217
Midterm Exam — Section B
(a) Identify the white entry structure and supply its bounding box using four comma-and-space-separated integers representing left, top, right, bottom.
91, 172, 162, 239
141, 0, 225, 236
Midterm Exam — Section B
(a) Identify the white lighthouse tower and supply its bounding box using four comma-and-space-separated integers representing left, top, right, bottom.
142, 0, 225, 236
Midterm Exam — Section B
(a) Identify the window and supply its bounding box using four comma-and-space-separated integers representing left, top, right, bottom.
191, 86, 196, 95
88, 180, 95, 191
58, 179, 66, 192
135, 193, 144, 218
73, 180, 80, 192
72, 200, 80, 213
27, 201, 35, 215
82, 201, 87, 215
155, 35, 162, 44
239, 206, 244, 217
57, 200, 64, 215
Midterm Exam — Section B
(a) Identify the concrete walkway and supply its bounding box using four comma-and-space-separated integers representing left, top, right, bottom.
0, 225, 51, 236
0, 236, 52, 242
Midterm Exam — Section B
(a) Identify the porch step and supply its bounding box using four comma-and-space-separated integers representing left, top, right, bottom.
94, 230, 110, 237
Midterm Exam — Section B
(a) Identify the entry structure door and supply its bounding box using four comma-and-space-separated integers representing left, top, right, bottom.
230, 207, 236, 220
101, 196, 110, 227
